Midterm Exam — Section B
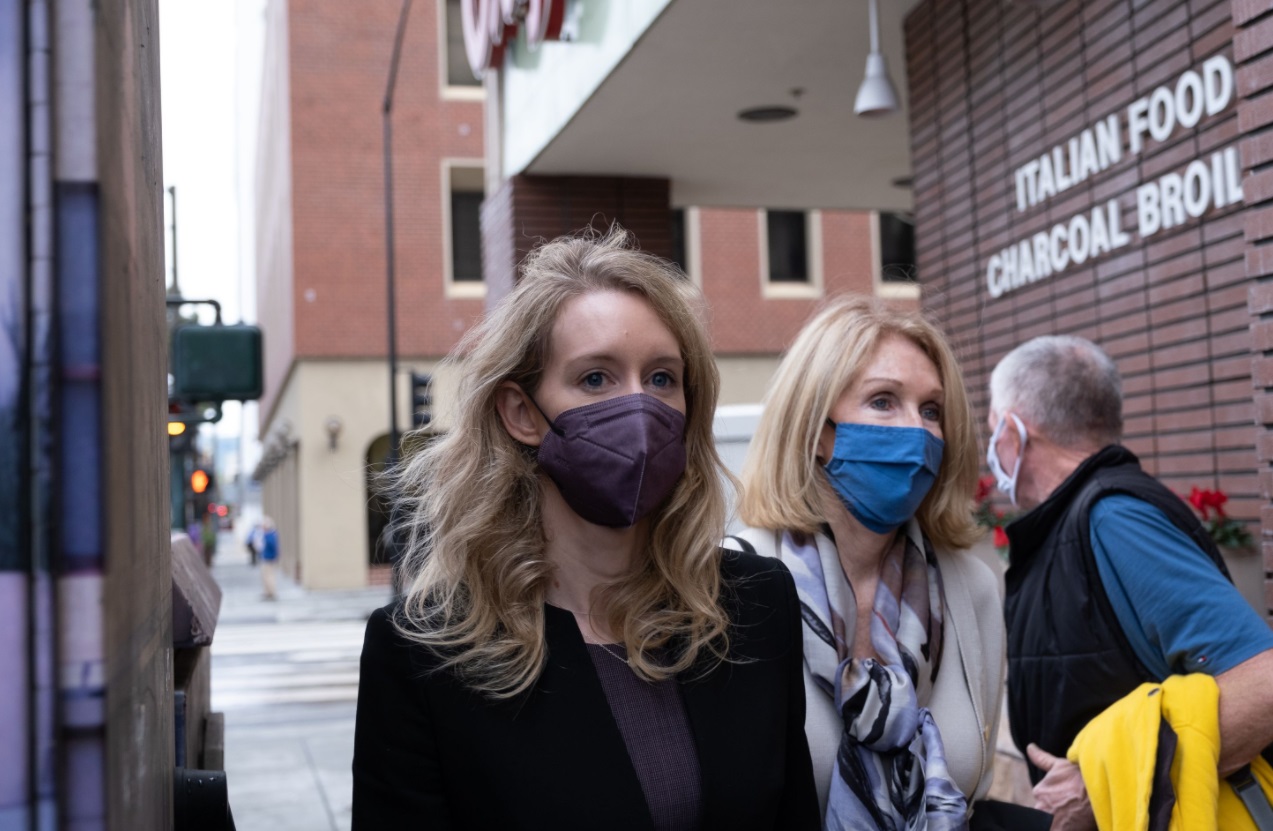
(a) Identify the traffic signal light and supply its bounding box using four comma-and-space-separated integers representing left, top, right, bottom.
410, 372, 433, 429
189, 467, 216, 521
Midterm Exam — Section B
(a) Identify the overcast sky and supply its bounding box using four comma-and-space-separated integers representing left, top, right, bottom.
159, 0, 265, 322
159, 0, 267, 450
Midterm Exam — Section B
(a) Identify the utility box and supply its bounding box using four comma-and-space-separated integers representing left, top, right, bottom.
171, 324, 263, 401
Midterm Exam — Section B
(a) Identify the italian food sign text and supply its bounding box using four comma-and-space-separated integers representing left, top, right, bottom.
986, 55, 1241, 300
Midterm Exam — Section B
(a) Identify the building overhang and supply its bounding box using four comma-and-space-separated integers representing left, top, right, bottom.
499, 0, 922, 211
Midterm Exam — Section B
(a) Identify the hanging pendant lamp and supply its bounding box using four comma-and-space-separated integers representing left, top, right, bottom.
854, 0, 900, 117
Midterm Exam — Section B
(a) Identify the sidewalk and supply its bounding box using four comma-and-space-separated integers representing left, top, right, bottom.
210, 536, 391, 831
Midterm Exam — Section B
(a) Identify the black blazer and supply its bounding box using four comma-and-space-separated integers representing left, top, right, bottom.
351, 550, 819, 830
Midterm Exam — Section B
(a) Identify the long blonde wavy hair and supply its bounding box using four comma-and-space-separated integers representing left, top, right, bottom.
738, 295, 980, 550
391, 228, 732, 699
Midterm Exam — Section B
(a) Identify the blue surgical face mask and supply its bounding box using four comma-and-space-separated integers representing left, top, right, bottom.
822, 421, 945, 534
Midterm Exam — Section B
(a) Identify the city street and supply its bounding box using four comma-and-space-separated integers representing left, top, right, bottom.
211, 536, 391, 831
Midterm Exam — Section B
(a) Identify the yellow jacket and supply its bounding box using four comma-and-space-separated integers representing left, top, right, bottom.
1067, 674, 1273, 830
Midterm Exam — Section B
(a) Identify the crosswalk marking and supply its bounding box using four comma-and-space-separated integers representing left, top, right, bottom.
214, 685, 362, 708
211, 614, 376, 715
213, 670, 359, 690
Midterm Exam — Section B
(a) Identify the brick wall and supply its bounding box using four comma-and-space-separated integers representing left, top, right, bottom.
481, 174, 676, 306
1234, 0, 1273, 615
285, 0, 486, 361
483, 178, 889, 355
906, 0, 1265, 618
701, 208, 880, 354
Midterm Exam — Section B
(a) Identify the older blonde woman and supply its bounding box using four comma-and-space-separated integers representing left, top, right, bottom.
731, 297, 1031, 830
352, 230, 818, 830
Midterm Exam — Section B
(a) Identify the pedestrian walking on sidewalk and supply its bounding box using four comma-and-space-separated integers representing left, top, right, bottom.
259, 517, 279, 600
244, 521, 259, 566
199, 513, 217, 565
352, 229, 818, 830
988, 335, 1273, 830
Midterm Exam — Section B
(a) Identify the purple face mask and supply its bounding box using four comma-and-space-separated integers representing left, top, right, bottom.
533, 392, 688, 528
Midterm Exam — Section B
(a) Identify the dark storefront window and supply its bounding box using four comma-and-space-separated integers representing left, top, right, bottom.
879, 211, 916, 283
445, 0, 481, 88
766, 210, 809, 283
451, 189, 483, 282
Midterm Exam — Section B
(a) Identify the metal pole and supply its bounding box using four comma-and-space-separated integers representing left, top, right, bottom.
168, 185, 179, 295
165, 297, 223, 326
383, 117, 400, 463
383, 0, 413, 465
383, 0, 414, 597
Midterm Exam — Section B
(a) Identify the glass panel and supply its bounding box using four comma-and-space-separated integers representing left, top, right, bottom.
670, 208, 687, 276
450, 190, 483, 282
446, 0, 480, 87
879, 211, 917, 283
766, 210, 808, 283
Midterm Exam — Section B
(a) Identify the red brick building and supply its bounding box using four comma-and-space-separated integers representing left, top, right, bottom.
252, 0, 895, 588
254, 0, 487, 587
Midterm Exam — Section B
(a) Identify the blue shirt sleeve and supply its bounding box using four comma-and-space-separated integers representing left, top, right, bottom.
1089, 494, 1273, 679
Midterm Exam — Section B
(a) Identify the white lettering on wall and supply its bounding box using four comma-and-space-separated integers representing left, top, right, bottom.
1014, 114, 1123, 212
989, 56, 1241, 299
1204, 54, 1234, 117
987, 200, 1132, 299
1014, 56, 1234, 213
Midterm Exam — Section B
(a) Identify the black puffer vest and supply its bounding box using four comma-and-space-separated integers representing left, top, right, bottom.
1003, 445, 1230, 783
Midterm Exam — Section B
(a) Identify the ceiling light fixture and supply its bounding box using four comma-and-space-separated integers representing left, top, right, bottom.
737, 105, 798, 123
854, 0, 900, 117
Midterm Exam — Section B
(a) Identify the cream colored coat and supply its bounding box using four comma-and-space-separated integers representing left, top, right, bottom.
729, 522, 1006, 814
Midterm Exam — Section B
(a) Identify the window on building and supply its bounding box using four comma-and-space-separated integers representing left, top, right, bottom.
447, 165, 484, 290
450, 176, 483, 283
879, 211, 917, 283
766, 210, 809, 283
445, 0, 481, 89
670, 209, 687, 276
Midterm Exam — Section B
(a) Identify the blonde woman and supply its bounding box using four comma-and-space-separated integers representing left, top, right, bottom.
730, 298, 1036, 831
352, 230, 818, 830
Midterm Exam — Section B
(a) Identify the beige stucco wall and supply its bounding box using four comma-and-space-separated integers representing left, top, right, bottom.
295, 362, 384, 589
716, 355, 781, 406
261, 358, 462, 589
259, 363, 301, 580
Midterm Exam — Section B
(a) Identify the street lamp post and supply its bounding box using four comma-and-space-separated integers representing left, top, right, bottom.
382, 0, 414, 595
383, 0, 413, 467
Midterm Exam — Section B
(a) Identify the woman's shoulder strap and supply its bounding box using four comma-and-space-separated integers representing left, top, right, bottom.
722, 526, 783, 559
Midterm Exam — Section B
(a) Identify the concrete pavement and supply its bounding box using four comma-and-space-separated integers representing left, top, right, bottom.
210, 537, 391, 831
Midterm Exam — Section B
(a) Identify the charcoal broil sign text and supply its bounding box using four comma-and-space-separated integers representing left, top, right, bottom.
986, 55, 1242, 300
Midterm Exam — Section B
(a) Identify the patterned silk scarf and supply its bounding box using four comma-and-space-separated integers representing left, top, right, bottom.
780, 523, 968, 831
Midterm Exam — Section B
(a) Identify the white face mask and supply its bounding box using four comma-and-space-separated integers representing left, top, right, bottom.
987, 413, 1028, 508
